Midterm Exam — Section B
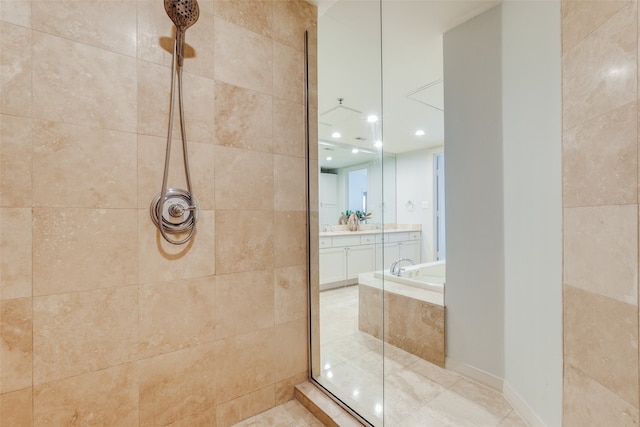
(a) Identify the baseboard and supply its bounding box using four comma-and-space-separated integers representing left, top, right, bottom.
445, 357, 503, 392
503, 381, 547, 427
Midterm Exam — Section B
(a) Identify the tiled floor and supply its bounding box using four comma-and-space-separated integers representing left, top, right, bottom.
315, 286, 527, 427
230, 399, 323, 426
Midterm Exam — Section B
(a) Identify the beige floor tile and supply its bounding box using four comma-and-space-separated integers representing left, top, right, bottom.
316, 286, 519, 427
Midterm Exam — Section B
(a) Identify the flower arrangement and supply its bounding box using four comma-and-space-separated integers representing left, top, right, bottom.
344, 210, 372, 222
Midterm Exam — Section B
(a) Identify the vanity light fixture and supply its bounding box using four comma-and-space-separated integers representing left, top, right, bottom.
415, 129, 426, 136
367, 114, 379, 123
352, 148, 359, 154
374, 140, 383, 148
326, 156, 332, 161
331, 131, 342, 138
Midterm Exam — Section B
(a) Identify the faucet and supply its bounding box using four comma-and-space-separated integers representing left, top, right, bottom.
389, 258, 415, 276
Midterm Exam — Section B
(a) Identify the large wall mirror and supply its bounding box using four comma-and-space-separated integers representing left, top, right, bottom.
308, 0, 562, 425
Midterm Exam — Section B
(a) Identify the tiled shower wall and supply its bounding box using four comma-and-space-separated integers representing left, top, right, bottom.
562, 0, 640, 424
0, 0, 316, 425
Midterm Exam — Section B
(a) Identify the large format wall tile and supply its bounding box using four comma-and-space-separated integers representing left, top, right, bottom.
33, 286, 138, 384
214, 328, 275, 404
32, 1, 137, 57
0, 387, 33, 427
0, 298, 32, 393
215, 269, 274, 340
214, 16, 273, 95
137, 1, 174, 68
0, 0, 31, 27
215, 385, 275, 427
563, 101, 637, 207
274, 210, 306, 268
562, 1, 637, 131
562, 0, 630, 54
564, 285, 639, 407
0, 114, 32, 207
137, 135, 216, 210
139, 345, 216, 427
181, 0, 215, 80
0, 208, 32, 300
273, 318, 308, 382
214, 81, 273, 152
214, 146, 274, 210
563, 204, 637, 304
33, 363, 138, 426
213, 0, 272, 38
273, 98, 305, 158
32, 208, 137, 295
0, 1, 312, 424
273, 41, 304, 104
274, 154, 306, 211
273, 0, 317, 52
138, 209, 215, 283
137, 60, 215, 143
0, 22, 31, 116
564, 363, 639, 425
139, 276, 216, 358
274, 264, 308, 325
32, 120, 137, 209
32, 32, 137, 133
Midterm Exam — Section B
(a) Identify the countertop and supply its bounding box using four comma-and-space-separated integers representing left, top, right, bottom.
319, 224, 421, 237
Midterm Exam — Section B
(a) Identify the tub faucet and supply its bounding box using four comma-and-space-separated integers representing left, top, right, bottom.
390, 258, 415, 276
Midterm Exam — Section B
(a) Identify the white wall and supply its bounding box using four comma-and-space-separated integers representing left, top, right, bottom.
443, 5, 505, 379
396, 147, 442, 262
444, 3, 562, 426
501, 2, 562, 426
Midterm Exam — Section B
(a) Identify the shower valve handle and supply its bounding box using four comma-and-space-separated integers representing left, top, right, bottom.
168, 203, 198, 218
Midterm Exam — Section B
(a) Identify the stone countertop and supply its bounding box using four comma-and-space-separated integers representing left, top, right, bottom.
319, 224, 421, 237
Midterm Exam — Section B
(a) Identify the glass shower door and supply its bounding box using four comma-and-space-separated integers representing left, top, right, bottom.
309, 0, 386, 425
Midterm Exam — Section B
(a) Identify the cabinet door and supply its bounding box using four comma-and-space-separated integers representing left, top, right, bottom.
346, 245, 375, 280
375, 242, 400, 271
320, 247, 346, 285
398, 241, 420, 264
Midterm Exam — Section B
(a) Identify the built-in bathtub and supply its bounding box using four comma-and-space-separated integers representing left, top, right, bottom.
358, 261, 446, 367
373, 260, 445, 295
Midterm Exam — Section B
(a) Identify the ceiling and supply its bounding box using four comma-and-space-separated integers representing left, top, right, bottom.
313, 0, 499, 169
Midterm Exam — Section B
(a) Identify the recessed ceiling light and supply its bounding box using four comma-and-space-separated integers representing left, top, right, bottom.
367, 115, 379, 123
415, 130, 426, 136
352, 148, 359, 154
331, 131, 342, 138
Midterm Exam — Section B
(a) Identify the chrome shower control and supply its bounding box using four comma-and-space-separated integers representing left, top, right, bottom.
150, 188, 199, 236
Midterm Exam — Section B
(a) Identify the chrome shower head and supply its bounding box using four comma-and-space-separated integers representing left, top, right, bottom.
164, 0, 199, 32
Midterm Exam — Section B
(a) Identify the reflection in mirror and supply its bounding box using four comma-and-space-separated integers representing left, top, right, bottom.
309, 0, 556, 424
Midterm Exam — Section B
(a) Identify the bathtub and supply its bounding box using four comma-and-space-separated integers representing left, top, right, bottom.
373, 260, 445, 294
358, 260, 446, 366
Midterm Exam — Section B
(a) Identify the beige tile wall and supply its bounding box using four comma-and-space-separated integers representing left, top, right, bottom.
0, 0, 316, 425
562, 0, 640, 423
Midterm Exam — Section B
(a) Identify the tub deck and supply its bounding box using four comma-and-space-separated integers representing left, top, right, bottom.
358, 268, 445, 367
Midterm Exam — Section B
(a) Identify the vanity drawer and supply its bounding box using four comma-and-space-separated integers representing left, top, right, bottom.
409, 232, 421, 241
319, 237, 332, 248
332, 235, 361, 247
360, 235, 375, 245
375, 234, 389, 243
389, 232, 410, 242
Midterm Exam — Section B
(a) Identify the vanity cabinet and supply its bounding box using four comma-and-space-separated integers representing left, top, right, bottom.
375, 231, 421, 271
319, 235, 375, 289
320, 230, 420, 290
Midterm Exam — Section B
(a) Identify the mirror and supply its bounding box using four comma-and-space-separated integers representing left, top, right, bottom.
310, 0, 561, 425
319, 148, 396, 226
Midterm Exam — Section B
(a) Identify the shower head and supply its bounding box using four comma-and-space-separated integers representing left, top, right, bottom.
164, 0, 199, 32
